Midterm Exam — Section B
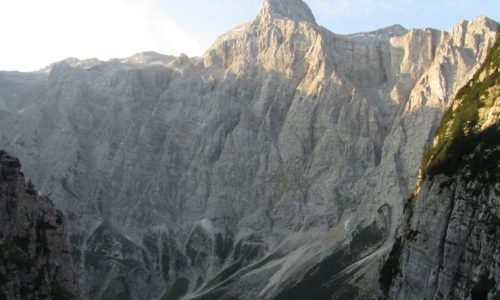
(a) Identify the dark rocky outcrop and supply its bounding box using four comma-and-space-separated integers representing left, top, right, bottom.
0, 150, 77, 299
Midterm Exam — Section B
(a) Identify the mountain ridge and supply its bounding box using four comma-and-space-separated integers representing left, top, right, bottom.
0, 1, 497, 298
258, 0, 316, 24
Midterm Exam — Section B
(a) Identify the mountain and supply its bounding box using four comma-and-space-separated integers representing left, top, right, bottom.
347, 24, 408, 40
380, 28, 499, 300
0, 150, 77, 299
259, 0, 316, 23
0, 0, 497, 299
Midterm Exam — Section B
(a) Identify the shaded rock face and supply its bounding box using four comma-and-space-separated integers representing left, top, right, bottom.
381, 31, 499, 300
384, 172, 499, 300
0, 150, 77, 299
0, 0, 497, 299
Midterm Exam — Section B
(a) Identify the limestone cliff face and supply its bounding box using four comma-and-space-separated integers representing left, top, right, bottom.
381, 30, 499, 300
383, 172, 499, 300
0, 150, 77, 299
0, 0, 497, 299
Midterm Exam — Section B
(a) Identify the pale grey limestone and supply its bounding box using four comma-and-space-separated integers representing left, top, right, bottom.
388, 168, 499, 300
0, 0, 496, 299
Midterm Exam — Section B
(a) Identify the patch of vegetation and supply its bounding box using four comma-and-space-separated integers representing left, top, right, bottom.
142, 234, 158, 256
379, 238, 404, 296
162, 278, 189, 300
350, 223, 385, 251
274, 247, 356, 300
215, 232, 233, 263
26, 180, 36, 195
121, 258, 141, 269
419, 27, 500, 182
0, 270, 7, 284
37, 219, 57, 230
84, 251, 104, 270
470, 273, 496, 300
161, 251, 170, 282
34, 267, 46, 292
12, 236, 30, 252
20, 283, 32, 298
186, 227, 211, 268
174, 251, 188, 272
403, 196, 415, 229
36, 227, 50, 256
407, 229, 419, 241
100, 277, 131, 300
329, 283, 361, 300
59, 177, 80, 200
203, 260, 243, 290
426, 125, 500, 182
51, 281, 74, 300
5, 244, 36, 269
274, 224, 384, 300
191, 289, 238, 300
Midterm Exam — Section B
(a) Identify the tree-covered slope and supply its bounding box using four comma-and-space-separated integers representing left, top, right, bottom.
419, 26, 499, 182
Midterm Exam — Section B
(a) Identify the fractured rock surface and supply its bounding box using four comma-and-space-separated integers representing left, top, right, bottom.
0, 0, 497, 298
0, 150, 77, 299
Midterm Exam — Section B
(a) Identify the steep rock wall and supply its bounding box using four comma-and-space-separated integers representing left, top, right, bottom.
382, 29, 499, 300
0, 1, 497, 299
0, 150, 77, 299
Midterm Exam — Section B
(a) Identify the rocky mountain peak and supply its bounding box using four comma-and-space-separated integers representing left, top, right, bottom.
470, 15, 497, 27
376, 24, 408, 36
258, 0, 316, 24
347, 24, 408, 39
0, 11, 497, 300
452, 15, 498, 34
121, 51, 175, 65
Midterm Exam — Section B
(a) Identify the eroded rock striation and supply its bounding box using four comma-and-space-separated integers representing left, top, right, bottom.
0, 150, 77, 299
0, 0, 497, 299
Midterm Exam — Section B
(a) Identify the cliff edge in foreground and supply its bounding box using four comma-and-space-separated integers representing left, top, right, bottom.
381, 28, 499, 300
0, 150, 77, 300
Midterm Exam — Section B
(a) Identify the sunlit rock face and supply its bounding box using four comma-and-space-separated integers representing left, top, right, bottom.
0, 0, 496, 298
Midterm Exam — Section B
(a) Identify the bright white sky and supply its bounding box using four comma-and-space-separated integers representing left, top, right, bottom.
0, 0, 201, 71
0, 0, 499, 72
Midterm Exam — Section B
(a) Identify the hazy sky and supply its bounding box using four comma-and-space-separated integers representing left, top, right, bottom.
0, 0, 498, 72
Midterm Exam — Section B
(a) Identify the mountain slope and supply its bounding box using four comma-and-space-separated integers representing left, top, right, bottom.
381, 28, 499, 300
0, 150, 77, 299
0, 1, 497, 299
